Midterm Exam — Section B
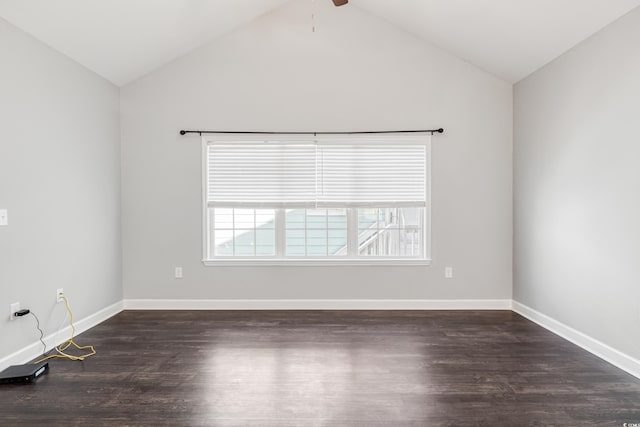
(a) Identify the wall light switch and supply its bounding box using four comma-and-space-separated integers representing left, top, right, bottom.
445, 267, 453, 279
175, 267, 183, 279
0, 209, 7, 226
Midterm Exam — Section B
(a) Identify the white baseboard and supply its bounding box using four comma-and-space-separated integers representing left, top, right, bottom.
0, 300, 124, 372
512, 300, 640, 380
123, 298, 513, 310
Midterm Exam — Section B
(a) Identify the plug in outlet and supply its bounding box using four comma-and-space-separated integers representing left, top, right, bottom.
56, 288, 64, 303
10, 302, 20, 321
445, 267, 454, 279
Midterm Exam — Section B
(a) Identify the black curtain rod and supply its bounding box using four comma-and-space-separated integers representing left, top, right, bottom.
179, 128, 444, 136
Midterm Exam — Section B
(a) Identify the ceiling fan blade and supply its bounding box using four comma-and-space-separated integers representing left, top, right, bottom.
332, 0, 348, 6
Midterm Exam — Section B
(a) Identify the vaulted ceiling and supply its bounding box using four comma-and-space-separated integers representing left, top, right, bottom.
1, 0, 638, 86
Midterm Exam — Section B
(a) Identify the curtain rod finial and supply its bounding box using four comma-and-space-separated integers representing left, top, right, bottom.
179, 130, 187, 135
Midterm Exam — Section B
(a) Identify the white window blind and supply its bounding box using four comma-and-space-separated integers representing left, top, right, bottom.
316, 138, 427, 208
206, 142, 317, 208
205, 134, 429, 209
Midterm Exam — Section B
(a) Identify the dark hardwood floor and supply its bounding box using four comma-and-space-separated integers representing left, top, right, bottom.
1, 310, 639, 426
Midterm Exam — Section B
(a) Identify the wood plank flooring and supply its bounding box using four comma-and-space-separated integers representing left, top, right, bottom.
1, 310, 639, 426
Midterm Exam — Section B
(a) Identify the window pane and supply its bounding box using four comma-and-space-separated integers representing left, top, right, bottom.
358, 208, 380, 255
285, 209, 307, 255
400, 227, 422, 257
328, 210, 347, 256
256, 229, 275, 256
214, 229, 233, 256
211, 208, 275, 257
358, 208, 378, 230
234, 229, 254, 256
328, 211, 347, 228
307, 235, 327, 256
285, 209, 347, 257
286, 227, 305, 256
306, 210, 327, 229
256, 210, 275, 229
306, 230, 326, 256
400, 207, 422, 256
256, 209, 276, 229
214, 208, 233, 229
286, 242, 305, 257
286, 229, 305, 239
358, 207, 423, 257
286, 209, 305, 229
327, 229, 345, 238
234, 209, 255, 229
328, 228, 348, 256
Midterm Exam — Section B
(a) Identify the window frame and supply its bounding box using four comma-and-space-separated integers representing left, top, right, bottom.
201, 135, 432, 266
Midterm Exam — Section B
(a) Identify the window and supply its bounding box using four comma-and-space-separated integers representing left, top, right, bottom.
203, 134, 430, 264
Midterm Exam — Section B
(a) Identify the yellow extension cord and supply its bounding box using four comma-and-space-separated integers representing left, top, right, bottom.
35, 294, 96, 363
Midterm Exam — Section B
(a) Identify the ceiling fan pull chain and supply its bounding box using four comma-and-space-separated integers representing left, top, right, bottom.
311, 0, 316, 33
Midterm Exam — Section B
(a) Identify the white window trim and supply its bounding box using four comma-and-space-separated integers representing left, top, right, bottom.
201, 135, 432, 266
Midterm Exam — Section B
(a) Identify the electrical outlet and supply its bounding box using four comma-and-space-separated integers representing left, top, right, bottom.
175, 267, 183, 279
445, 267, 453, 279
56, 288, 64, 303
10, 302, 20, 321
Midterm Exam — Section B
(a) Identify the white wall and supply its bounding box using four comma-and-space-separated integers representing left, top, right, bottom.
514, 7, 640, 360
0, 19, 121, 363
121, 1, 513, 301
